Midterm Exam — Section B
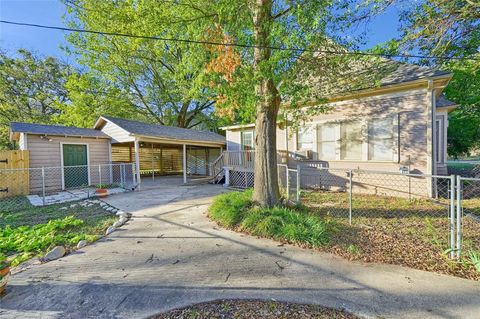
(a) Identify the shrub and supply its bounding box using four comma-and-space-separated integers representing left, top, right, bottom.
209, 190, 335, 247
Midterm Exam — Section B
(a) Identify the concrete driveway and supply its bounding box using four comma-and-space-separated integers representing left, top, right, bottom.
1, 179, 480, 319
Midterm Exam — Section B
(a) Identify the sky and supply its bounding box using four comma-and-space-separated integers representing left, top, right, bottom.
0, 0, 401, 61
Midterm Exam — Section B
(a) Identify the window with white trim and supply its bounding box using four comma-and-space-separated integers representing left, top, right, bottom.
340, 121, 363, 160
368, 117, 395, 161
297, 125, 314, 150
317, 124, 337, 160
241, 131, 255, 150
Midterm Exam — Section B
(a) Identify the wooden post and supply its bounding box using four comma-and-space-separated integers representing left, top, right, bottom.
134, 140, 141, 189
183, 144, 187, 184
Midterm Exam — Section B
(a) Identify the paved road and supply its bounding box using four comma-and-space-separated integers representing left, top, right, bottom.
1, 180, 480, 319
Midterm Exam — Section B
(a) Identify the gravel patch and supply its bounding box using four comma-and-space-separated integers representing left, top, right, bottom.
151, 299, 358, 319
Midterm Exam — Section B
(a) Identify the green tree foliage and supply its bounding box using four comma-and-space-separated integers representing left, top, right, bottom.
361, 0, 480, 157
396, 0, 480, 158
148, 0, 371, 206
0, 50, 70, 149
63, 0, 222, 130
57, 73, 140, 127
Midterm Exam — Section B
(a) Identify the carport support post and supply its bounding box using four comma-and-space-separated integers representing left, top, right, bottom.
183, 144, 187, 184
134, 140, 141, 189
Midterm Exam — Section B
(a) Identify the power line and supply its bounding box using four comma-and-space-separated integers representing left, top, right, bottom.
1, 19, 479, 61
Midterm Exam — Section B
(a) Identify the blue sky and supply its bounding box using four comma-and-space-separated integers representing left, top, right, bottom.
0, 0, 401, 60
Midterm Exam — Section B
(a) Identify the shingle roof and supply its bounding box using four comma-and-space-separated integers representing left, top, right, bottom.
436, 95, 458, 108
293, 52, 452, 101
10, 122, 109, 138
101, 116, 226, 144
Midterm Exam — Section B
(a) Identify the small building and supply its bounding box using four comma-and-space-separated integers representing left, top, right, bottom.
10, 116, 225, 193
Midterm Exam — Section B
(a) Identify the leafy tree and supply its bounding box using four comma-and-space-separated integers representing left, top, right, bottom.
57, 73, 141, 127
63, 0, 221, 130
0, 50, 71, 149
166, 0, 369, 206
359, 0, 480, 157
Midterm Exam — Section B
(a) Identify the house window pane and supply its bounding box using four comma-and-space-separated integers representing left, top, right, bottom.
241, 131, 254, 150
368, 118, 393, 161
318, 124, 337, 160
341, 122, 362, 160
297, 125, 314, 150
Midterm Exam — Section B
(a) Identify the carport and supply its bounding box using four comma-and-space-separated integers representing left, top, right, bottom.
93, 116, 225, 186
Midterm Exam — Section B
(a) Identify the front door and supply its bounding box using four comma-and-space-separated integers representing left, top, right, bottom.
63, 144, 89, 189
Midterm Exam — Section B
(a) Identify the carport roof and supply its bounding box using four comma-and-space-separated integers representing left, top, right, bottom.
94, 116, 226, 145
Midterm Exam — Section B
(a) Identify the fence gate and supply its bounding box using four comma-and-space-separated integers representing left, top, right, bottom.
0, 150, 29, 198
456, 176, 480, 259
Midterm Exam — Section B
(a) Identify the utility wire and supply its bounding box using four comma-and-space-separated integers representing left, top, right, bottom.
1, 19, 479, 61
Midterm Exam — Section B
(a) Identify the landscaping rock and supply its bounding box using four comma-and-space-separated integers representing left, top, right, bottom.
119, 217, 128, 225
113, 221, 123, 228
69, 204, 77, 208
77, 240, 87, 249
44, 246, 66, 261
105, 226, 115, 235
116, 211, 131, 219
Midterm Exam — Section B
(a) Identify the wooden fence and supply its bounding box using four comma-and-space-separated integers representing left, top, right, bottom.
0, 150, 30, 198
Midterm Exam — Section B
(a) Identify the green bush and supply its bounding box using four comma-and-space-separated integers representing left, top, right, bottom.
209, 190, 335, 247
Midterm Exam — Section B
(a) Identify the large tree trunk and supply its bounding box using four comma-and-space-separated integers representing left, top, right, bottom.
251, 0, 281, 207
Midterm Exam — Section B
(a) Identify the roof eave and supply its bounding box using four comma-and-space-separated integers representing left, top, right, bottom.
133, 134, 225, 147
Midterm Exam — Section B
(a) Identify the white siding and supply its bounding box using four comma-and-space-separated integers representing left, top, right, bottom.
100, 121, 134, 143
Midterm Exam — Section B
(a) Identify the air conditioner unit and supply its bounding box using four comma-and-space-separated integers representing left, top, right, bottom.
295, 150, 313, 160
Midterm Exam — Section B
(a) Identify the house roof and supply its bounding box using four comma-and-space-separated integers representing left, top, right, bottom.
96, 116, 226, 145
10, 122, 110, 140
436, 95, 458, 109
293, 53, 452, 102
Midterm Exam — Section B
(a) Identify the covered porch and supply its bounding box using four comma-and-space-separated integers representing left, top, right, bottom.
111, 140, 223, 187
93, 116, 226, 188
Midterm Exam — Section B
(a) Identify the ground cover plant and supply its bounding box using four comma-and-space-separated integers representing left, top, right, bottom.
208, 189, 337, 248
152, 299, 358, 319
0, 198, 117, 266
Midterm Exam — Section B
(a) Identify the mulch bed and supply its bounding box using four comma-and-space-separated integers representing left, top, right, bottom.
151, 300, 358, 319
317, 217, 480, 281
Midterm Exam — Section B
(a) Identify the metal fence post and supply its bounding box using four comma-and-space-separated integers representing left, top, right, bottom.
286, 167, 290, 201
98, 165, 102, 186
456, 175, 462, 259
449, 174, 456, 259
349, 170, 353, 225
41, 167, 46, 206
296, 165, 301, 202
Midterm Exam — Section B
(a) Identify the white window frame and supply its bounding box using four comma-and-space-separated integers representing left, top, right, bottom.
367, 116, 397, 162
310, 114, 400, 163
296, 125, 315, 151
317, 123, 338, 160
241, 131, 255, 151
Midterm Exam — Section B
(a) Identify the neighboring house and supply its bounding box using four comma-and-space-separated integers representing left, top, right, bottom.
221, 62, 457, 196
9, 116, 225, 193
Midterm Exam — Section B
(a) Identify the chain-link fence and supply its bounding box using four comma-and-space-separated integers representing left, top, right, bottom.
0, 163, 135, 210
456, 176, 480, 259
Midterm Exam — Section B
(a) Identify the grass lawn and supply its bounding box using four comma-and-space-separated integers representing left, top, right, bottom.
208, 190, 480, 281
0, 196, 117, 266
